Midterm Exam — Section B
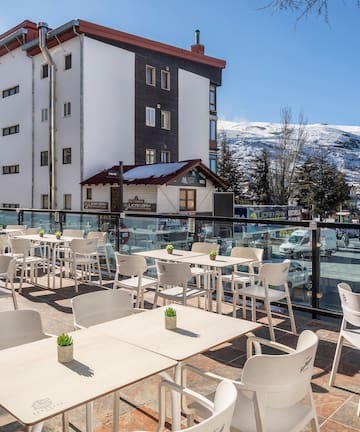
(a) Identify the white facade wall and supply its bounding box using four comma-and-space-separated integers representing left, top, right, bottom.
33, 37, 81, 210
178, 69, 209, 166
157, 184, 214, 213
83, 37, 135, 179
0, 47, 33, 207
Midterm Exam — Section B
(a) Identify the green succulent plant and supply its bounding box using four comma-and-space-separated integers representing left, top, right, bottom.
38, 228, 44, 235
166, 244, 174, 251
57, 333, 73, 346
55, 231, 62, 238
165, 307, 176, 317
209, 250, 217, 257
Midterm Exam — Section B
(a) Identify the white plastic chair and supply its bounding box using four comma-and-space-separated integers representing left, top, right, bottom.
0, 310, 48, 430
113, 253, 157, 308
237, 259, 296, 341
8, 237, 49, 292
62, 229, 84, 238
329, 282, 360, 416
6, 225, 26, 230
154, 260, 207, 308
87, 231, 111, 274
71, 289, 139, 329
59, 238, 102, 293
0, 237, 10, 254
183, 330, 320, 432
220, 247, 263, 318
156, 379, 237, 432
190, 242, 219, 311
0, 255, 18, 309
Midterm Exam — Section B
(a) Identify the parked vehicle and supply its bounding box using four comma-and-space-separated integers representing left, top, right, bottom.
279, 228, 337, 258
287, 260, 312, 293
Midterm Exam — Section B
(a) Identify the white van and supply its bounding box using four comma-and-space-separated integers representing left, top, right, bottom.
279, 229, 337, 257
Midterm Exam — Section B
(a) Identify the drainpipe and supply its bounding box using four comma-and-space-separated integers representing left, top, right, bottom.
38, 22, 57, 209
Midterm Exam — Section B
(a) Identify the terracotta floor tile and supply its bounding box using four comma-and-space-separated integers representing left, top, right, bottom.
320, 419, 359, 431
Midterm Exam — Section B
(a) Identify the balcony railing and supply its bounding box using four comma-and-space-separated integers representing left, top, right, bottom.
2, 207, 359, 318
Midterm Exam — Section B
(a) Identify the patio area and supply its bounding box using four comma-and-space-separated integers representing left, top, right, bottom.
0, 274, 358, 432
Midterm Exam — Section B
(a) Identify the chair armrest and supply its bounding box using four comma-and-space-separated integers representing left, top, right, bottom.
246, 333, 296, 358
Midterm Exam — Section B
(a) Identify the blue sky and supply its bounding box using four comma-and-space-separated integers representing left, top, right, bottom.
1, 0, 360, 125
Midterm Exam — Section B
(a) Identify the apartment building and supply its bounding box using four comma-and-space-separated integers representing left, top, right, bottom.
0, 20, 225, 211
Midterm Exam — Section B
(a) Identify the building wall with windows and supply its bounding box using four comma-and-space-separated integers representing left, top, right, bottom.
178, 69, 209, 165
0, 46, 33, 208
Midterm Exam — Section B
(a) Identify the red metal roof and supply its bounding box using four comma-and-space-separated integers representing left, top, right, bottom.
81, 160, 227, 189
0, 20, 38, 57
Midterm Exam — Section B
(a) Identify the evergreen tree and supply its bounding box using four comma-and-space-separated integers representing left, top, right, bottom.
248, 148, 272, 204
294, 151, 350, 219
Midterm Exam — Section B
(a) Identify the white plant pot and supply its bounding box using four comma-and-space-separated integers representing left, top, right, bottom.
57, 345, 73, 363
165, 315, 177, 330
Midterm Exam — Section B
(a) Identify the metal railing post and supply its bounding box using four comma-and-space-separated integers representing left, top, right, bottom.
311, 226, 320, 319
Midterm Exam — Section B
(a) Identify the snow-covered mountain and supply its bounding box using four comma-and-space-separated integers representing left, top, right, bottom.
218, 120, 360, 185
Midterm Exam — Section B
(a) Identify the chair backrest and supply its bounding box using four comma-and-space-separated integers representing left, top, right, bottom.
0, 237, 9, 254
156, 260, 192, 286
8, 238, 31, 256
259, 259, 290, 286
71, 290, 134, 328
181, 381, 237, 432
0, 310, 48, 349
191, 242, 219, 254
62, 229, 84, 238
87, 231, 107, 245
114, 252, 147, 277
6, 225, 26, 230
26, 227, 41, 235
0, 255, 16, 276
70, 238, 98, 254
230, 246, 264, 262
338, 282, 360, 327
242, 330, 318, 409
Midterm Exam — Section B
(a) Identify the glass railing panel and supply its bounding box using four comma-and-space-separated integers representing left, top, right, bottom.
22, 211, 55, 233
0, 209, 20, 227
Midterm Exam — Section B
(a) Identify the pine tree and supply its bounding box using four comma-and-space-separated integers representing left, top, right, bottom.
248, 148, 272, 204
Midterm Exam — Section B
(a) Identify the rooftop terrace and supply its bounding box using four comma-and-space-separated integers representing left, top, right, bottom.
0, 275, 358, 432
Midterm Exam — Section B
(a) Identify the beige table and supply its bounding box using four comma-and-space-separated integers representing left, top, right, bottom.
134, 248, 205, 262
93, 305, 260, 430
0, 329, 176, 432
180, 255, 254, 314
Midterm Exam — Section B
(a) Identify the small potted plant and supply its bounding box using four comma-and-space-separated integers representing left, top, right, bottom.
57, 333, 73, 363
55, 231, 62, 240
166, 244, 174, 255
165, 307, 177, 330
209, 250, 217, 261
38, 228, 44, 238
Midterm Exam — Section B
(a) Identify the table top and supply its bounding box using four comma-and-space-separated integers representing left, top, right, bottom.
0, 330, 176, 425
180, 254, 254, 268
15, 234, 82, 244
134, 248, 205, 261
93, 305, 260, 361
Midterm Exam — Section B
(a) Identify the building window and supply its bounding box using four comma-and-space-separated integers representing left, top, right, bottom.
209, 84, 216, 112
41, 194, 49, 209
2, 203, 19, 208
180, 189, 196, 211
2, 85, 19, 98
2, 125, 19, 136
145, 107, 156, 127
2, 165, 19, 175
40, 151, 49, 166
41, 108, 48, 122
63, 102, 71, 117
146, 149, 156, 164
41, 64, 49, 79
86, 188, 92, 200
62, 148, 72, 164
64, 53, 72, 70
210, 157, 217, 173
146, 65, 156, 86
160, 150, 170, 163
209, 120, 216, 141
64, 194, 72, 210
161, 70, 170, 90
161, 111, 171, 130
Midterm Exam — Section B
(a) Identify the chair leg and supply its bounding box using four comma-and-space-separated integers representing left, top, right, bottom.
153, 287, 159, 309
264, 298, 275, 341
104, 250, 111, 275
96, 256, 102, 286
251, 297, 256, 322
286, 295, 297, 335
329, 335, 344, 386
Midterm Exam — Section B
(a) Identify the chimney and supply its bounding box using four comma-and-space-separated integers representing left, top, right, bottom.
191, 29, 205, 55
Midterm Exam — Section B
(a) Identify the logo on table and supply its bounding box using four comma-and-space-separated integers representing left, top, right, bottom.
32, 397, 63, 413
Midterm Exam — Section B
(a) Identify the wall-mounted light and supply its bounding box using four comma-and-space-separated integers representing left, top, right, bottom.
156, 103, 161, 109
